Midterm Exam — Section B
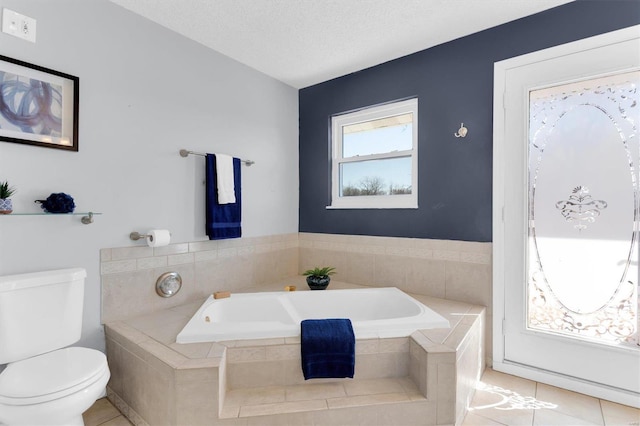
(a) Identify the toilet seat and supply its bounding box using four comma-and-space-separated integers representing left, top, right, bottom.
0, 347, 108, 406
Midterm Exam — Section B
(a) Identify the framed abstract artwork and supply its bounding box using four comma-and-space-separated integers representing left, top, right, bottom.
0, 55, 79, 151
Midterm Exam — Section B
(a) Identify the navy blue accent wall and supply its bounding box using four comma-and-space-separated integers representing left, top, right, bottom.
299, 1, 640, 242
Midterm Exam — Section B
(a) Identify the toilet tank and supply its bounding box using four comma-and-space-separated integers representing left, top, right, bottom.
0, 268, 86, 364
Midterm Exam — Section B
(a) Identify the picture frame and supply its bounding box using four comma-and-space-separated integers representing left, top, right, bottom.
0, 55, 79, 151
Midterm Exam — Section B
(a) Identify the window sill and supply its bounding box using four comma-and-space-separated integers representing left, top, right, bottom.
326, 204, 418, 210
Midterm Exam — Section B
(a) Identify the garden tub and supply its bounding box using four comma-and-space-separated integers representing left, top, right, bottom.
176, 287, 450, 343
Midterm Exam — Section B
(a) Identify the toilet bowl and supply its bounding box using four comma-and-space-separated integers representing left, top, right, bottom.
0, 269, 111, 426
0, 347, 110, 426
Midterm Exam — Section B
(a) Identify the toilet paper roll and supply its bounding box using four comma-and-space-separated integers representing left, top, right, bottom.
148, 229, 171, 247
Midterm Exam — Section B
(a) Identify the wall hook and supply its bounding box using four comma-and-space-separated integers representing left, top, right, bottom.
454, 123, 468, 138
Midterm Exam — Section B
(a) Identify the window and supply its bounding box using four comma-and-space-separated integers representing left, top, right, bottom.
329, 98, 418, 209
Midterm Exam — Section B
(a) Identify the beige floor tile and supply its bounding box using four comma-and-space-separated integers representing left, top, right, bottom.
533, 409, 602, 425
467, 387, 535, 426
100, 416, 134, 426
535, 383, 604, 425
479, 369, 537, 397
462, 411, 509, 425
600, 399, 640, 426
83, 398, 122, 426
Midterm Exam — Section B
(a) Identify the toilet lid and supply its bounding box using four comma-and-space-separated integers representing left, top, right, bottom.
0, 347, 108, 402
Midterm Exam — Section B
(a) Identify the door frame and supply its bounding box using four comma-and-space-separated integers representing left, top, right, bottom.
493, 24, 640, 408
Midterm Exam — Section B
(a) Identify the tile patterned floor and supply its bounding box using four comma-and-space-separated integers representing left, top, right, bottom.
83, 397, 133, 426
463, 369, 640, 426
84, 369, 640, 425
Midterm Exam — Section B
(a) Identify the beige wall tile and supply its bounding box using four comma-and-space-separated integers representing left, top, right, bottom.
227, 360, 287, 389
101, 248, 112, 262
343, 378, 405, 396
189, 240, 219, 252
153, 243, 189, 256
345, 252, 375, 285
167, 252, 195, 266
266, 344, 300, 361
102, 265, 196, 324
355, 339, 379, 355
405, 258, 446, 298
194, 250, 218, 262
378, 338, 409, 353
175, 380, 219, 425
227, 347, 267, 363
436, 362, 457, 425
105, 338, 125, 396
445, 262, 492, 308
373, 255, 408, 288
354, 352, 409, 379
102, 259, 138, 275
136, 256, 167, 270
111, 246, 154, 261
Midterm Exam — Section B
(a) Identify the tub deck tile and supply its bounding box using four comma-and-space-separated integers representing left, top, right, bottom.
221, 377, 426, 419
285, 382, 347, 401
326, 392, 412, 409
343, 378, 406, 396
239, 399, 328, 418
108, 284, 485, 425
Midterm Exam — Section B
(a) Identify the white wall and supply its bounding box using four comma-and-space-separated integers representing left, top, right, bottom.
0, 0, 299, 352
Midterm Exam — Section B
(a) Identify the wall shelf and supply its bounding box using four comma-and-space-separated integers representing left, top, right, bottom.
1, 212, 101, 224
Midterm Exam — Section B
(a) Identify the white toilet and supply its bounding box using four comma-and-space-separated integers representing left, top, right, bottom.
0, 268, 110, 426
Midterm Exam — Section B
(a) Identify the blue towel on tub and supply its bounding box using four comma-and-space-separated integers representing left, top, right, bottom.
206, 154, 242, 240
301, 318, 355, 380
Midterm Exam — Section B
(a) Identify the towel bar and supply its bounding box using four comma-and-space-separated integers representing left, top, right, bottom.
179, 149, 255, 166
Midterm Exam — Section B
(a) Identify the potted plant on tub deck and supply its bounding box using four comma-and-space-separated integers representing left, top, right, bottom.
303, 266, 336, 290
0, 181, 15, 214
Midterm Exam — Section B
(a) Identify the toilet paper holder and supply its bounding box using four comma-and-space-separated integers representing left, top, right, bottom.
130, 231, 150, 241
130, 229, 172, 247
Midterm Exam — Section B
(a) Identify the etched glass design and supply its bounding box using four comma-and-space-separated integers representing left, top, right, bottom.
528, 71, 639, 346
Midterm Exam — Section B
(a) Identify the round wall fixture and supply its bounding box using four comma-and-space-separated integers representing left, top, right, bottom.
156, 272, 182, 298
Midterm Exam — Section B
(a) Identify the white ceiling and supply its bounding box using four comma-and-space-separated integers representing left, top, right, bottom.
109, 0, 573, 88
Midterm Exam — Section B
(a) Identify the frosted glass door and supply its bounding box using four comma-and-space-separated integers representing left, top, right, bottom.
496, 28, 640, 401
528, 72, 639, 348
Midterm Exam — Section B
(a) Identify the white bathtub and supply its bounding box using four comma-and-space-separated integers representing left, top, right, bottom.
176, 287, 450, 343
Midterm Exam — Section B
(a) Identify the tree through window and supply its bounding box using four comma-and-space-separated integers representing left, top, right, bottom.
329, 98, 418, 209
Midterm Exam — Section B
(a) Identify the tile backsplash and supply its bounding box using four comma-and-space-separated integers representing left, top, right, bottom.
101, 232, 492, 363
101, 233, 299, 323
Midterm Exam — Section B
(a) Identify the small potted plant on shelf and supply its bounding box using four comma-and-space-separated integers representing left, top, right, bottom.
302, 266, 336, 290
0, 181, 16, 214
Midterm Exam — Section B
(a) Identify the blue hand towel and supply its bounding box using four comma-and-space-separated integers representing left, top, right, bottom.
206, 154, 242, 240
301, 318, 355, 380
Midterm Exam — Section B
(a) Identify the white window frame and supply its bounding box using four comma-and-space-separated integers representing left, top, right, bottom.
328, 98, 418, 209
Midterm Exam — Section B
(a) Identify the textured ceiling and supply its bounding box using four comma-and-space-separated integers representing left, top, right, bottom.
109, 0, 573, 88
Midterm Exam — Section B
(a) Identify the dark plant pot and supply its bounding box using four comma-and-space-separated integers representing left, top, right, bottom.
306, 275, 330, 290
